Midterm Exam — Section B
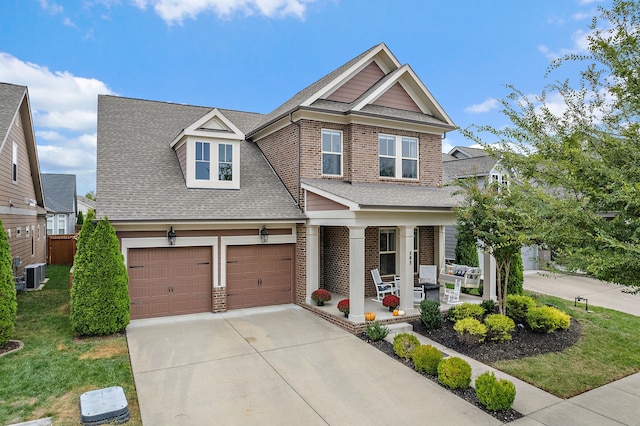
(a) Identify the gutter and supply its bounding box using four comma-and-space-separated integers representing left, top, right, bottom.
290, 112, 302, 207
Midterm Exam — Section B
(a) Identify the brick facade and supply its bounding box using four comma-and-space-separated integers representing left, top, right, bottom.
321, 226, 350, 295
295, 223, 307, 305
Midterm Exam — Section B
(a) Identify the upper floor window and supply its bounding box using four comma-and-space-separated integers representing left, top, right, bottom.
378, 134, 418, 180
321, 129, 342, 176
218, 144, 233, 181
195, 141, 210, 180
12, 142, 17, 183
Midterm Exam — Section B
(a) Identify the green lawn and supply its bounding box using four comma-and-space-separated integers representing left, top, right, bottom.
493, 292, 640, 398
0, 265, 140, 425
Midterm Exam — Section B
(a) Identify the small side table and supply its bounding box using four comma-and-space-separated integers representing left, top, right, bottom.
419, 282, 440, 302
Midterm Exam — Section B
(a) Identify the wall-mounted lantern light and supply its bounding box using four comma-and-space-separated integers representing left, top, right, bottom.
167, 226, 177, 246
260, 225, 269, 243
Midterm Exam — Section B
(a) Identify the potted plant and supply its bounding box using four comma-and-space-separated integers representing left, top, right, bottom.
337, 299, 349, 317
311, 289, 332, 306
382, 294, 400, 311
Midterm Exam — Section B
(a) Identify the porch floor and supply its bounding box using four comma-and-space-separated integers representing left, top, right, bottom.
311, 287, 484, 322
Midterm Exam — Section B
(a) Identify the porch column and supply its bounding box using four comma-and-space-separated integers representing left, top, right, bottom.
483, 251, 497, 301
305, 225, 320, 304
435, 225, 446, 270
348, 226, 366, 322
398, 226, 417, 314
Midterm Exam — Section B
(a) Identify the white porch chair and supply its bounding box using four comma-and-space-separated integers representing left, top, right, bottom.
419, 265, 437, 284
370, 269, 399, 302
444, 279, 462, 305
413, 286, 425, 305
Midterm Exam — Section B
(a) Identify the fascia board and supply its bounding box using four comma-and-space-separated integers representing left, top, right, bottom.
170, 108, 245, 148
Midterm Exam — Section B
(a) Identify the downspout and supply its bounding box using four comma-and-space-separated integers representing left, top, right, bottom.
290, 112, 301, 208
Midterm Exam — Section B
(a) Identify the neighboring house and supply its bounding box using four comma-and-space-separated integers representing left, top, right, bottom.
0, 83, 47, 274
42, 173, 77, 235
76, 195, 96, 216
97, 43, 460, 322
442, 146, 539, 270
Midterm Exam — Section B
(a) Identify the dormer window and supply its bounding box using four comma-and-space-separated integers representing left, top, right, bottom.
196, 142, 210, 180
171, 108, 244, 190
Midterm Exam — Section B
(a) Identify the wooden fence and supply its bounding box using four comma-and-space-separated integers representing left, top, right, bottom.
47, 234, 77, 265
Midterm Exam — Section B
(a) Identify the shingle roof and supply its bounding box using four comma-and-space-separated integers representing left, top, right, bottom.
42, 173, 77, 213
302, 179, 461, 210
0, 83, 26, 146
77, 195, 96, 209
442, 156, 498, 183
96, 95, 305, 222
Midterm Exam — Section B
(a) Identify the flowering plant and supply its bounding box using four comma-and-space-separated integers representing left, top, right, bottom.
337, 299, 350, 315
382, 294, 400, 309
311, 289, 332, 304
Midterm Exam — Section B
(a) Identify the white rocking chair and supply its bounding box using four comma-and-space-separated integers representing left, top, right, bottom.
413, 286, 425, 305
370, 269, 399, 302
419, 265, 437, 285
444, 279, 462, 305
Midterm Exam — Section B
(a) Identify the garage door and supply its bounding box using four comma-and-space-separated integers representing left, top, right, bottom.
226, 244, 294, 310
128, 246, 212, 319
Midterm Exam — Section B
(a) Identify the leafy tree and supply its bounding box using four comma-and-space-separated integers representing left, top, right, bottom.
455, 225, 479, 267
85, 190, 96, 201
463, 0, 640, 292
504, 250, 523, 296
76, 211, 84, 225
0, 225, 16, 346
71, 217, 129, 336
454, 179, 533, 315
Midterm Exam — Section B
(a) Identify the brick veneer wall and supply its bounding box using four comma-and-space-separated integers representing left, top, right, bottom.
321, 226, 350, 295
212, 287, 226, 312
255, 124, 299, 203
295, 223, 307, 305
364, 226, 380, 298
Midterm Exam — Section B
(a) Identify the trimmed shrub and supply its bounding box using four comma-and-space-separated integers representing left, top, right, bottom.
484, 314, 516, 341
506, 251, 524, 296
0, 225, 16, 346
527, 306, 571, 333
419, 299, 442, 330
71, 217, 130, 336
437, 357, 472, 390
412, 344, 443, 375
393, 333, 421, 360
453, 317, 487, 345
455, 226, 479, 267
481, 299, 497, 314
448, 303, 485, 322
365, 321, 389, 342
475, 371, 517, 411
505, 294, 537, 324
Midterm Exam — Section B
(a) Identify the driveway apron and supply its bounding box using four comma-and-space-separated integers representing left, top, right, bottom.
127, 305, 500, 426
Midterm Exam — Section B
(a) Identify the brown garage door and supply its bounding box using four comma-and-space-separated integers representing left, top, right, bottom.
128, 246, 212, 319
226, 244, 294, 310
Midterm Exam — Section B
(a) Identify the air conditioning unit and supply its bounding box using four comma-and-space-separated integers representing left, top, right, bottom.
25, 263, 46, 289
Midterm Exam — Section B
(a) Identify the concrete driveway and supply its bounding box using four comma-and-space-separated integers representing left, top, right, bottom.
127, 305, 500, 426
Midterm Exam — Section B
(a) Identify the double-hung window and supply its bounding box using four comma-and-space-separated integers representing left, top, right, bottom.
218, 144, 233, 181
378, 134, 418, 179
379, 228, 397, 276
195, 141, 210, 180
321, 129, 342, 176
58, 214, 67, 234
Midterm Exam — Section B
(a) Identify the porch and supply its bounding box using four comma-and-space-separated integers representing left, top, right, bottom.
304, 289, 484, 334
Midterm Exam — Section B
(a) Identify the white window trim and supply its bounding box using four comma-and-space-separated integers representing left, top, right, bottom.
413, 227, 419, 274
321, 129, 343, 177
378, 134, 419, 181
58, 214, 67, 234
185, 137, 240, 189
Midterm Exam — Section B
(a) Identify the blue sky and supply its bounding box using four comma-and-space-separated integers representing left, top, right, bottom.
0, 0, 609, 196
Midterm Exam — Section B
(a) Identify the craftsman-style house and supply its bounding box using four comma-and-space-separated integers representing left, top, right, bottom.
97, 43, 459, 322
0, 83, 47, 274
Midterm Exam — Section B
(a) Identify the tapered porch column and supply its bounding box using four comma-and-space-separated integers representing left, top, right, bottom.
398, 226, 417, 314
306, 225, 320, 304
348, 226, 366, 322
435, 225, 446, 270
483, 251, 497, 301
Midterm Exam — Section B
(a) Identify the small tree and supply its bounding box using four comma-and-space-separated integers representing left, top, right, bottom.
503, 250, 524, 296
455, 225, 479, 267
76, 210, 84, 225
0, 225, 16, 346
71, 217, 130, 336
454, 178, 533, 315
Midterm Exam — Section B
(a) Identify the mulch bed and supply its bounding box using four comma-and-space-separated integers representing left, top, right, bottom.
0, 340, 23, 356
359, 316, 583, 423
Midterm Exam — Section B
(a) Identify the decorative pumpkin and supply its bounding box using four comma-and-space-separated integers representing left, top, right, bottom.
398, 310, 405, 316
364, 311, 376, 321
393, 309, 399, 316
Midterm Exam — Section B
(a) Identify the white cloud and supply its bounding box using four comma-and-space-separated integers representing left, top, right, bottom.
0, 53, 112, 193
539, 29, 591, 60
132, 0, 313, 24
39, 0, 64, 14
464, 98, 499, 114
